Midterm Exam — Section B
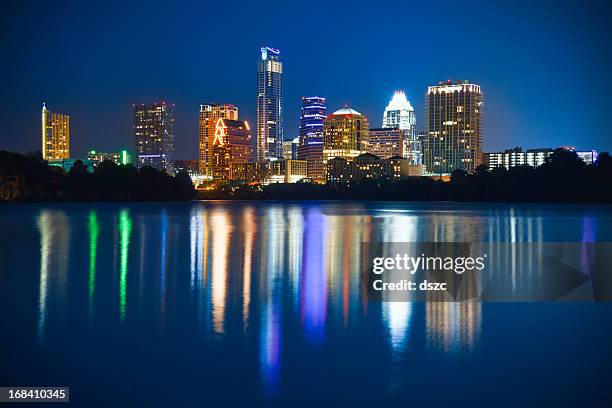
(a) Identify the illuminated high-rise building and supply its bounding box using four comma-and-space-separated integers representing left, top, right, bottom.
368, 128, 403, 159
210, 118, 252, 181
298, 96, 326, 183
256, 46, 283, 161
382, 91, 420, 164
199, 104, 239, 175
282, 138, 298, 160
424, 80, 483, 174
133, 101, 175, 173
41, 103, 70, 160
323, 107, 369, 180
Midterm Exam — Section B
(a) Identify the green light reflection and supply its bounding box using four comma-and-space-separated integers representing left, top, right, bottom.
119, 209, 133, 322
88, 211, 100, 316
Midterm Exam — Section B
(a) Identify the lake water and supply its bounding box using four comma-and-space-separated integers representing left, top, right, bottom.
1, 201, 611, 406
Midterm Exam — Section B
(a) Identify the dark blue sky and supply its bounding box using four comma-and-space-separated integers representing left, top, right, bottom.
1, 0, 610, 159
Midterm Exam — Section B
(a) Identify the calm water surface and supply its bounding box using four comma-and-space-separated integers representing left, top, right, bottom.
1, 201, 611, 406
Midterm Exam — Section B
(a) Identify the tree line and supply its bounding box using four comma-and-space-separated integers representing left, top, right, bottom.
0, 151, 195, 201
200, 149, 612, 203
2, 148, 611, 203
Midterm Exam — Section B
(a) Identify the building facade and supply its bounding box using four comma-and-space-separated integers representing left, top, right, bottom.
174, 160, 199, 175
87, 150, 134, 167
282, 138, 298, 160
256, 46, 283, 161
133, 101, 175, 173
368, 128, 404, 159
41, 103, 70, 160
231, 159, 307, 184
382, 91, 420, 164
297, 96, 326, 183
485, 147, 599, 170
423, 80, 483, 174
199, 104, 239, 176
210, 118, 252, 181
326, 153, 417, 183
323, 107, 369, 181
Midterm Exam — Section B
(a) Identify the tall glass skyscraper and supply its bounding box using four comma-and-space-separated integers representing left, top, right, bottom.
133, 101, 175, 173
382, 90, 420, 165
424, 80, 483, 174
256, 46, 283, 161
298, 96, 326, 182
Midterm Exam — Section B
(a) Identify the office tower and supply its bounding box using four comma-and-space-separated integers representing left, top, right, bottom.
323, 107, 369, 180
382, 90, 420, 164
199, 104, 239, 175
133, 101, 175, 173
210, 117, 252, 180
41, 103, 70, 160
368, 128, 404, 159
282, 138, 298, 160
256, 46, 283, 161
297, 96, 326, 183
424, 80, 483, 174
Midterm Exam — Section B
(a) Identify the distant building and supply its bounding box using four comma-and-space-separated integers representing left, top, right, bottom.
210, 118, 252, 181
282, 138, 299, 160
382, 91, 420, 164
199, 104, 239, 176
231, 159, 307, 184
257, 46, 283, 161
326, 153, 421, 183
41, 103, 70, 160
424, 80, 483, 174
323, 107, 369, 181
174, 160, 199, 174
484, 147, 599, 170
47, 158, 94, 173
297, 96, 327, 183
133, 101, 175, 173
87, 150, 134, 167
368, 128, 404, 159
575, 150, 599, 165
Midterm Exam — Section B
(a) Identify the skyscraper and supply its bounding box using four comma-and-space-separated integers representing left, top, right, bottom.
282, 138, 298, 160
382, 91, 419, 164
199, 104, 239, 175
297, 96, 326, 182
424, 80, 483, 174
210, 117, 252, 180
257, 46, 283, 161
133, 101, 175, 173
41, 103, 70, 160
323, 107, 369, 180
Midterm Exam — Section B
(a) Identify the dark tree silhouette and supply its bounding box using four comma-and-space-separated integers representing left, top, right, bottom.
0, 151, 195, 201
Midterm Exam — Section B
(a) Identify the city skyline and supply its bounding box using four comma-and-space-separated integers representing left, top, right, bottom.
1, 1, 611, 160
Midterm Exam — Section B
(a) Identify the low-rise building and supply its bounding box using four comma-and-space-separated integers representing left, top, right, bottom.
231, 159, 307, 184
87, 150, 134, 167
484, 147, 598, 170
326, 153, 421, 183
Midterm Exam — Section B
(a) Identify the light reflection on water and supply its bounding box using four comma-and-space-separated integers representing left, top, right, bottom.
20, 202, 612, 402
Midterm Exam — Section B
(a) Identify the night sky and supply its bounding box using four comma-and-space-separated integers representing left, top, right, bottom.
1, 0, 611, 160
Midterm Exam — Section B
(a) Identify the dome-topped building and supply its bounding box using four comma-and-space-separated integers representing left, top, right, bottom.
333, 107, 362, 116
323, 106, 370, 180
